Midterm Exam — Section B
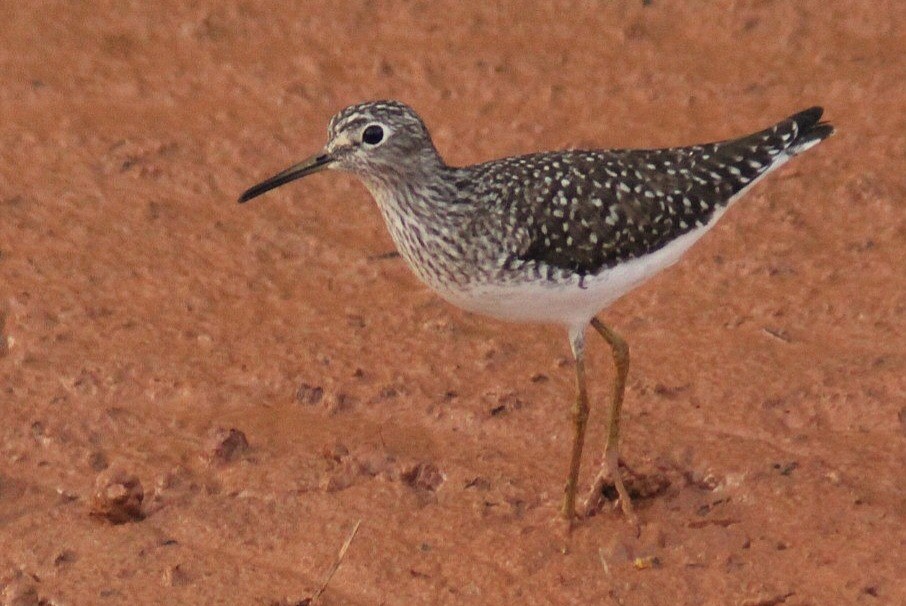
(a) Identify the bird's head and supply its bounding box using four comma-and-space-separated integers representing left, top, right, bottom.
238, 100, 441, 203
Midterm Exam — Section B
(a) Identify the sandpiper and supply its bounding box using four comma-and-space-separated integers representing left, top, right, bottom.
239, 100, 833, 525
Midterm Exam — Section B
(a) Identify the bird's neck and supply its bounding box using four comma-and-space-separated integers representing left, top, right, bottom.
359, 157, 464, 221
358, 163, 475, 292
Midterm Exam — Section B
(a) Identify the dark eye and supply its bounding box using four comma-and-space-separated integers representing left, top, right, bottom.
362, 124, 384, 145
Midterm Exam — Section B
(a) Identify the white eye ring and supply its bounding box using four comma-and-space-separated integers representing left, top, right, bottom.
362, 123, 385, 146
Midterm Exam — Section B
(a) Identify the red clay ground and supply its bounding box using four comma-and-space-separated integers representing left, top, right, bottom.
1, 2, 904, 604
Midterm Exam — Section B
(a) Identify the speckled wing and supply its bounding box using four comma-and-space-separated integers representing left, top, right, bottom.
495, 107, 832, 275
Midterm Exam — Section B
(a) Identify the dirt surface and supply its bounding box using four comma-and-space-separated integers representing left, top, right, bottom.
1, 2, 904, 604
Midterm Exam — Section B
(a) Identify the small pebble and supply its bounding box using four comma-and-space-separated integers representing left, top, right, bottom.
295, 383, 324, 405
204, 428, 250, 465
53, 549, 77, 567
163, 564, 191, 587
90, 466, 144, 524
400, 462, 445, 492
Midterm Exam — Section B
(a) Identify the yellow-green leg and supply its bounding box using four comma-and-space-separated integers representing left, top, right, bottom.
585, 317, 637, 525
562, 326, 589, 523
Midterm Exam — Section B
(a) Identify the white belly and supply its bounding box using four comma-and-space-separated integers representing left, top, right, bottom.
437, 206, 729, 329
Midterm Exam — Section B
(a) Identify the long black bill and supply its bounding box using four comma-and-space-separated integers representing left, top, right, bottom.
238, 152, 333, 203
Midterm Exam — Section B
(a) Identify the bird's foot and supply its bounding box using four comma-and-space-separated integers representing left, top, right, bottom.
583, 455, 640, 536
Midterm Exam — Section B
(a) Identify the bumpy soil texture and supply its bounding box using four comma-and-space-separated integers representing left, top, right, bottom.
1, 2, 904, 604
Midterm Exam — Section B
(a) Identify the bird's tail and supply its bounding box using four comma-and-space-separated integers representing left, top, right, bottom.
781, 106, 835, 156
700, 107, 834, 204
